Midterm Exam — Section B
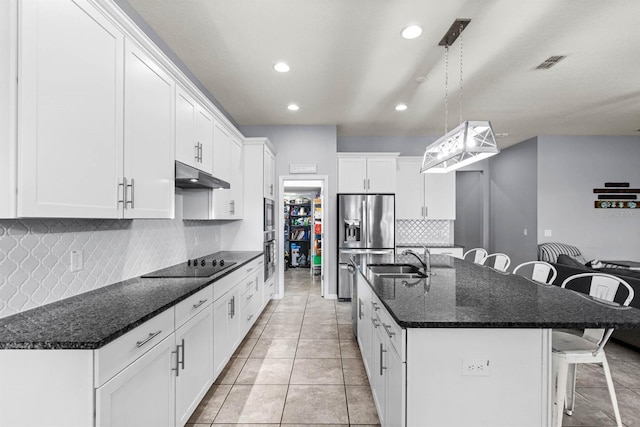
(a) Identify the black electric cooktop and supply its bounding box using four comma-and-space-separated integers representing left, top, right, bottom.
141, 258, 237, 278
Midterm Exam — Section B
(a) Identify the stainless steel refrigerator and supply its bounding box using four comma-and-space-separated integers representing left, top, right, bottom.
338, 194, 395, 300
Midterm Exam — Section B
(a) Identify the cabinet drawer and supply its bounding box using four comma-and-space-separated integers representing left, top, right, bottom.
175, 285, 213, 328
266, 278, 275, 299
213, 258, 261, 301
375, 302, 405, 362
94, 308, 174, 387
240, 297, 258, 334
240, 274, 257, 297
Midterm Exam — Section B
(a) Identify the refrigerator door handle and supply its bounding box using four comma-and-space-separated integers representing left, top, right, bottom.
362, 199, 367, 248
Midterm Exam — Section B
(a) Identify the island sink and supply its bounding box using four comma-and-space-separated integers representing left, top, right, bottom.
367, 263, 427, 278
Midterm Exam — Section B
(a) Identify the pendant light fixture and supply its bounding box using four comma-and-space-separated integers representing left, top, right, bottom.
421, 19, 499, 174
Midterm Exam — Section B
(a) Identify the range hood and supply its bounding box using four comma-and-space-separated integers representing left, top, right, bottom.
175, 161, 230, 189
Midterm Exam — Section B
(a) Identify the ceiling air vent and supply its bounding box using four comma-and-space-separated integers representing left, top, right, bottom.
535, 55, 566, 70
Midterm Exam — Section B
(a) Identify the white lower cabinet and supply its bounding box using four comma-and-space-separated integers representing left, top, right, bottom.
96, 334, 176, 427
175, 306, 214, 427
213, 285, 241, 378
357, 275, 406, 427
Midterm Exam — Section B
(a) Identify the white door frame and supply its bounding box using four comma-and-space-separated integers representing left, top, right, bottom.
278, 175, 330, 298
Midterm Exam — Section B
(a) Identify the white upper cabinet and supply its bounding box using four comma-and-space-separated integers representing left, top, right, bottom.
17, 0, 175, 219
196, 108, 214, 175
213, 121, 232, 183
338, 154, 397, 193
18, 0, 124, 218
175, 85, 213, 174
0, 0, 16, 218
229, 137, 244, 217
123, 39, 175, 219
263, 146, 276, 200
396, 157, 456, 220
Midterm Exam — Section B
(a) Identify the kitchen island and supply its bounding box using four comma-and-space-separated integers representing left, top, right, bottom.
355, 255, 640, 427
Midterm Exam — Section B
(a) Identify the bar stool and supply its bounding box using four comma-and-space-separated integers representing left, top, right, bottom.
512, 261, 558, 285
481, 253, 511, 272
552, 272, 634, 427
463, 248, 487, 264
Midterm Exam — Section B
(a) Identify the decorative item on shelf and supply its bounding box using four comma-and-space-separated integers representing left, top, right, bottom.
593, 182, 639, 209
421, 19, 499, 174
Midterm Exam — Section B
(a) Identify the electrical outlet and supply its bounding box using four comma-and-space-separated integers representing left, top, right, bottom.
462, 358, 490, 376
194, 235, 199, 246
70, 250, 83, 272
523, 228, 528, 236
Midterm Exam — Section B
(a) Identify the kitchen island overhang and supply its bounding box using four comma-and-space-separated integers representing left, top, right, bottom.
354, 255, 640, 427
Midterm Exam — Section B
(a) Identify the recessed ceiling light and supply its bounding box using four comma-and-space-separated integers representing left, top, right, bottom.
395, 104, 408, 111
273, 62, 290, 73
401, 25, 423, 40
287, 104, 299, 111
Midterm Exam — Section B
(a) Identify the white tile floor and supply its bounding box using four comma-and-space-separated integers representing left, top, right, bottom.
187, 267, 378, 426
188, 268, 640, 427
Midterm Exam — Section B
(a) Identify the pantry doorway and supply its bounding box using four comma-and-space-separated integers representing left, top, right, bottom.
279, 176, 327, 298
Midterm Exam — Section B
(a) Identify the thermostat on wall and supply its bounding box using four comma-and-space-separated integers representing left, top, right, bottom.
290, 164, 317, 174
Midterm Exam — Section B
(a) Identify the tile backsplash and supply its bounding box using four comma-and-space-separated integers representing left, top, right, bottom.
0, 198, 221, 319
396, 219, 452, 245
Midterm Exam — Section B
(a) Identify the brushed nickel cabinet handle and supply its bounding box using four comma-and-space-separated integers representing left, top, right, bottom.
180, 338, 185, 370
194, 143, 199, 162
118, 179, 125, 206
136, 330, 161, 348
380, 343, 387, 375
126, 178, 135, 209
383, 323, 395, 338
192, 299, 208, 309
171, 348, 179, 377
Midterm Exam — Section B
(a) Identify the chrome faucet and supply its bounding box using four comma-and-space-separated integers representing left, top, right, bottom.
402, 246, 431, 273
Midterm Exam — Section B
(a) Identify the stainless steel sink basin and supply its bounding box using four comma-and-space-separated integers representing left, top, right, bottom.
368, 264, 427, 278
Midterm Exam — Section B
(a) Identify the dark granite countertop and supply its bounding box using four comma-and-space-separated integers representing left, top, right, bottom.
0, 251, 263, 350
359, 255, 640, 329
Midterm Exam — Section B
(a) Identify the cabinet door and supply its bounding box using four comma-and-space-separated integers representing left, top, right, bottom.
19, 0, 124, 218
213, 286, 241, 379
123, 39, 175, 219
175, 86, 198, 169
357, 279, 373, 378
264, 148, 276, 200
371, 321, 387, 426
96, 334, 175, 427
1, 0, 16, 218
229, 137, 244, 218
367, 157, 397, 193
196, 107, 214, 175
423, 171, 456, 219
396, 158, 424, 219
175, 305, 214, 427
338, 157, 367, 193
386, 346, 405, 427
213, 121, 231, 182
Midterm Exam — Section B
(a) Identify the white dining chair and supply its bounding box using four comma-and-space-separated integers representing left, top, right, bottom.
552, 272, 635, 427
512, 261, 558, 285
481, 253, 511, 272
462, 248, 487, 265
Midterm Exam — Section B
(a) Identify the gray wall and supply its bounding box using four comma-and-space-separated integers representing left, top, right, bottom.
337, 135, 438, 156
537, 135, 640, 261
455, 171, 484, 253
488, 137, 539, 268
240, 125, 339, 295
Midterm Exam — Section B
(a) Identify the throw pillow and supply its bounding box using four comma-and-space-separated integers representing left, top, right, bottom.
557, 254, 588, 268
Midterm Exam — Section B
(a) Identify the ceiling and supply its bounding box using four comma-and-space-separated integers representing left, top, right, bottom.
126, 0, 640, 148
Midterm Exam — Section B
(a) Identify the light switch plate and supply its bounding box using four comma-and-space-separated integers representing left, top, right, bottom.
523, 228, 528, 236
462, 358, 491, 376
544, 229, 552, 237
